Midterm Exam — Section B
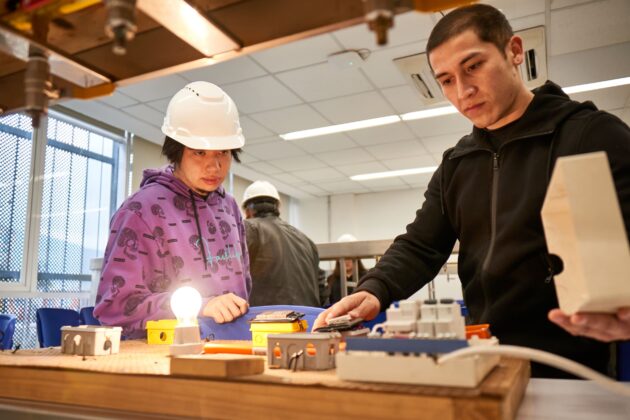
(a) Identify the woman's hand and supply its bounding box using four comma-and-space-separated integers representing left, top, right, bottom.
202, 293, 249, 323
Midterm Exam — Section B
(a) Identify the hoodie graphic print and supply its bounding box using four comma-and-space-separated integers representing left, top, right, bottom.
94, 166, 251, 337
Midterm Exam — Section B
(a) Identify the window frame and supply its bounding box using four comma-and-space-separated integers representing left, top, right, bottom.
0, 110, 128, 301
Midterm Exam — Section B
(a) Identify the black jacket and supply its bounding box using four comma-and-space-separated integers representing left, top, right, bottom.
245, 215, 326, 307
356, 81, 630, 377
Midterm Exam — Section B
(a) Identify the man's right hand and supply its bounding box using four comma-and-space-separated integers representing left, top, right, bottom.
313, 291, 381, 330
202, 293, 249, 323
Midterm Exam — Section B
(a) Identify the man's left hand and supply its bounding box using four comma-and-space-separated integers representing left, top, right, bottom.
548, 307, 630, 342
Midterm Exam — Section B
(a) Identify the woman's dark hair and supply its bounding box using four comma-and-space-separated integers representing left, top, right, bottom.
426, 4, 513, 63
161, 136, 242, 166
244, 196, 280, 217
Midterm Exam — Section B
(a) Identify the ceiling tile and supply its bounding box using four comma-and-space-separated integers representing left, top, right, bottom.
222, 76, 302, 114
250, 105, 329, 134
315, 147, 375, 165
245, 161, 283, 175
298, 184, 330, 196
407, 113, 471, 138
318, 180, 370, 194
549, 0, 630, 56
549, 42, 630, 87
179, 56, 267, 85
336, 161, 388, 177
251, 34, 340, 73
276, 63, 373, 102
569, 85, 630, 111
293, 167, 345, 182
400, 172, 435, 186
360, 43, 424, 89
347, 121, 415, 146
122, 104, 164, 127
244, 140, 305, 160
357, 177, 407, 189
238, 152, 259, 164
419, 132, 466, 154
381, 85, 443, 114
291, 133, 357, 154
333, 11, 434, 51
245, 135, 279, 146
98, 91, 137, 108
145, 98, 171, 113
268, 155, 328, 172
271, 172, 309, 185
312, 91, 396, 123
241, 116, 273, 139
380, 155, 438, 170
486, 0, 545, 19
366, 139, 428, 160
118, 74, 188, 102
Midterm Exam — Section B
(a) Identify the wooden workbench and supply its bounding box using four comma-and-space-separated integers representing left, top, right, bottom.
0, 341, 529, 419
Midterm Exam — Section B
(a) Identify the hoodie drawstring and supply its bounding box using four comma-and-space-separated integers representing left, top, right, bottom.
189, 190, 208, 271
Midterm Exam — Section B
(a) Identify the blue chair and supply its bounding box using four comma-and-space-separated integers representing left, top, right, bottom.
79, 306, 101, 326
198, 305, 324, 341
0, 314, 17, 350
36, 308, 81, 347
618, 341, 630, 382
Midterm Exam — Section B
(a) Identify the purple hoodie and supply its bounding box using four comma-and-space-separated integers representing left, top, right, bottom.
94, 166, 251, 337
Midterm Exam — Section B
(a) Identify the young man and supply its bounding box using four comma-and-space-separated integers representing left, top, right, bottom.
242, 180, 327, 307
314, 4, 630, 377
94, 81, 251, 337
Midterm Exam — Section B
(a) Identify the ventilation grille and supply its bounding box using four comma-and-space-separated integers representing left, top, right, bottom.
393, 26, 548, 104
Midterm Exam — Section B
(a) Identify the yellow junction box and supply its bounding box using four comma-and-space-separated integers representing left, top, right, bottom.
146, 319, 178, 345
250, 320, 308, 349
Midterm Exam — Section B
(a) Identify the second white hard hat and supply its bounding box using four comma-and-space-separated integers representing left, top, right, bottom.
161, 81, 245, 150
337, 233, 358, 242
242, 180, 280, 206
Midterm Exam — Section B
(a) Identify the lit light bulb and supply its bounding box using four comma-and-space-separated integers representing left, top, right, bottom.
170, 286, 202, 326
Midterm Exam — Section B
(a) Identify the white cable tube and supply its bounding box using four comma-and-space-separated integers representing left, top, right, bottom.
438, 344, 630, 398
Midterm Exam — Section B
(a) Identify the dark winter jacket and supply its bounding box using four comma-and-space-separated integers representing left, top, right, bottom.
356, 81, 630, 377
245, 215, 326, 307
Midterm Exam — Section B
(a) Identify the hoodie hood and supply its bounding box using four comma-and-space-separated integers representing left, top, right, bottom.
139, 165, 226, 202
450, 81, 598, 158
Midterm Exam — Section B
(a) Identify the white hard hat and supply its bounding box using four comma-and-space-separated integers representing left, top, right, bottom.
161, 81, 245, 150
242, 180, 280, 206
337, 233, 358, 242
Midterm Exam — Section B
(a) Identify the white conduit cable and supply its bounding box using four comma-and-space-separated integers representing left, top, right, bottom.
438, 344, 630, 398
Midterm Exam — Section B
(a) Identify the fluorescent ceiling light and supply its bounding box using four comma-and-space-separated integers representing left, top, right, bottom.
281, 77, 630, 141
400, 105, 458, 121
563, 77, 630, 94
137, 0, 238, 57
280, 115, 401, 140
351, 166, 438, 181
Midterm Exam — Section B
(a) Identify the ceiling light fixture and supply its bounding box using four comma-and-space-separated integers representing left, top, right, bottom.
400, 105, 458, 121
281, 77, 630, 142
562, 76, 630, 94
137, 0, 239, 57
351, 166, 438, 181
280, 115, 401, 140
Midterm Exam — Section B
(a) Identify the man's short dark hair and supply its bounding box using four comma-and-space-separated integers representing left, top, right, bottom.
161, 136, 242, 166
244, 196, 280, 217
426, 4, 514, 62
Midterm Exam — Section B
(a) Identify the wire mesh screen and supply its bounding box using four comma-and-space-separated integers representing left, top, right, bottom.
0, 114, 33, 284
0, 297, 80, 349
37, 116, 117, 292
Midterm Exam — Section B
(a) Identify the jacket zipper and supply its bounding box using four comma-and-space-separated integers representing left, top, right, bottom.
479, 153, 499, 321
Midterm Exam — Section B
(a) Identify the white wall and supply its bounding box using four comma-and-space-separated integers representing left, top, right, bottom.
294, 187, 463, 301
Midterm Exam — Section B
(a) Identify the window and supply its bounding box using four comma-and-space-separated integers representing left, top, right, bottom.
0, 111, 126, 349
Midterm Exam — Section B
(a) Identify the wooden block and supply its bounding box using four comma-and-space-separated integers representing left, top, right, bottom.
170, 354, 264, 378
542, 151, 630, 314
